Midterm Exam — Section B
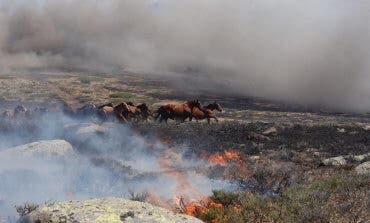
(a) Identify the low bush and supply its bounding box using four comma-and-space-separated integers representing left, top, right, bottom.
199, 173, 369, 223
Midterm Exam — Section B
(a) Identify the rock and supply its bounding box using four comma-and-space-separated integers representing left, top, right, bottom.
337, 128, 346, 133
363, 125, 370, 131
25, 198, 203, 223
248, 132, 271, 141
352, 153, 370, 162
0, 140, 74, 159
75, 123, 108, 135
322, 156, 347, 166
262, 127, 277, 136
355, 161, 370, 175
249, 156, 260, 161
64, 122, 110, 143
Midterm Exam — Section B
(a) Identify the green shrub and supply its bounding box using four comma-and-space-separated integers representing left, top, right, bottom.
15, 203, 39, 216
78, 76, 103, 84
200, 173, 369, 223
210, 190, 239, 206
109, 92, 134, 100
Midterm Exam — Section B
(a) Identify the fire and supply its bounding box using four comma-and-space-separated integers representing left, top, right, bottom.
174, 196, 224, 217
147, 139, 242, 221
157, 149, 201, 196
208, 150, 242, 165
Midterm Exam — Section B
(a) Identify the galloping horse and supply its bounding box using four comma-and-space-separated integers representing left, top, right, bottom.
97, 102, 130, 123
192, 101, 223, 124
124, 102, 152, 122
154, 99, 202, 123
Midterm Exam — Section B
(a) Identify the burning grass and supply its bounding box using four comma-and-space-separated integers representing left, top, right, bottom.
207, 150, 242, 166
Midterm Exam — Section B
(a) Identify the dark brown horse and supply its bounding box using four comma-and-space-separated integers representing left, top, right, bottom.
154, 100, 202, 123
192, 101, 223, 124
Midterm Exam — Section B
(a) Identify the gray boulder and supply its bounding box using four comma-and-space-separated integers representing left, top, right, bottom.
352, 153, 370, 162
355, 161, 370, 175
64, 123, 111, 142
262, 127, 278, 136
25, 197, 203, 223
322, 156, 347, 166
0, 140, 74, 159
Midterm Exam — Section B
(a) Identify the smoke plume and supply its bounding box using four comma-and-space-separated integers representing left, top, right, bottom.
0, 0, 370, 111
0, 112, 232, 219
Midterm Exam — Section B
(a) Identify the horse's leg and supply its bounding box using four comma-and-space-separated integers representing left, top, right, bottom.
209, 115, 218, 122
207, 117, 211, 124
121, 114, 128, 123
188, 113, 193, 122
182, 114, 189, 123
183, 112, 191, 122
154, 112, 160, 121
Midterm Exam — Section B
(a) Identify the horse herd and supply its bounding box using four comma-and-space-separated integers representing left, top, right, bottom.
77, 99, 223, 124
0, 100, 223, 124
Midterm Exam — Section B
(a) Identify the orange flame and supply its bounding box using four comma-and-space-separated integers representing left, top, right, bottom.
208, 150, 242, 165
174, 196, 224, 217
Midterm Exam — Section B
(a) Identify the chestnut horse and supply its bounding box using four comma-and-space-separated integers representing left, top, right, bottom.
97, 102, 130, 123
192, 101, 223, 124
154, 100, 202, 123
124, 102, 152, 122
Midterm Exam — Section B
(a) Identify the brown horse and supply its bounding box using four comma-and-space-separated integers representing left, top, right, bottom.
97, 102, 130, 123
192, 101, 223, 124
154, 100, 202, 123
124, 102, 152, 122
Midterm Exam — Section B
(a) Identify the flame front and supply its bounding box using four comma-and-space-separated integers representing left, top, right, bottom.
208, 150, 242, 165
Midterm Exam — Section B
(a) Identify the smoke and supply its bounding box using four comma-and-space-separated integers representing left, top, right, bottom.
0, 113, 233, 219
0, 0, 370, 111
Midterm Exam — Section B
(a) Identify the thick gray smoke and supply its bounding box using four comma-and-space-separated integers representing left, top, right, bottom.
0, 0, 370, 111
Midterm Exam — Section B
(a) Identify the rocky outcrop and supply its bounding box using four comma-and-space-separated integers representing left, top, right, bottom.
262, 126, 278, 136
24, 198, 203, 223
321, 153, 370, 167
355, 161, 370, 175
322, 156, 347, 166
0, 140, 74, 159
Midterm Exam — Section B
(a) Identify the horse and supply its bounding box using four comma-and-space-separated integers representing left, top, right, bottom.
125, 102, 152, 122
76, 103, 97, 118
154, 99, 202, 123
192, 101, 223, 124
97, 102, 114, 109
97, 102, 129, 123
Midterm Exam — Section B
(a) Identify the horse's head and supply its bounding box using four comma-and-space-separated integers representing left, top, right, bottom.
211, 101, 223, 112
188, 99, 202, 110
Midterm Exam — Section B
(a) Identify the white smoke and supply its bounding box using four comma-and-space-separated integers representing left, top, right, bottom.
0, 113, 232, 219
